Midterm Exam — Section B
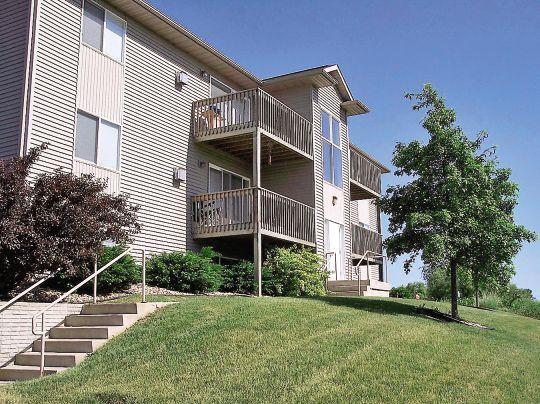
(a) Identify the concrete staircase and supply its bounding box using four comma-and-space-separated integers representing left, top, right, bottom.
327, 280, 369, 296
0, 303, 160, 381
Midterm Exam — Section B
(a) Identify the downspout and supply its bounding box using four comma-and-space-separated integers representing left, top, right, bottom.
19, 0, 41, 156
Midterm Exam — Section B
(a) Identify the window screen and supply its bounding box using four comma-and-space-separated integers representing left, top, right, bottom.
75, 112, 98, 163
82, 2, 104, 50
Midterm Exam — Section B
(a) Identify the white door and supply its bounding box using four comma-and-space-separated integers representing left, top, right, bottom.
325, 220, 344, 280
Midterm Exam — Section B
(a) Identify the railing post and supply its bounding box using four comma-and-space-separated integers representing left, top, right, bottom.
39, 312, 45, 377
141, 248, 147, 303
93, 254, 98, 304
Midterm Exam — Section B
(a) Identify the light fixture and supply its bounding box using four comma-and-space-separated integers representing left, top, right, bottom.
175, 71, 189, 88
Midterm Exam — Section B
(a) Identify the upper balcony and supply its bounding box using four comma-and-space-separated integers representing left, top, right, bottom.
349, 144, 390, 200
192, 88, 313, 162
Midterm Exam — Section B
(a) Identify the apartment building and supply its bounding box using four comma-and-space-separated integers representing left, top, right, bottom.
0, 0, 390, 296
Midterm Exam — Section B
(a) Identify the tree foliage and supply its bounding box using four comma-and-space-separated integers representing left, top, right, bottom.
0, 144, 140, 297
381, 84, 536, 317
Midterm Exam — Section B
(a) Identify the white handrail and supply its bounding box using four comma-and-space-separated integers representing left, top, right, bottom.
353, 250, 388, 296
0, 275, 53, 315
31, 246, 136, 377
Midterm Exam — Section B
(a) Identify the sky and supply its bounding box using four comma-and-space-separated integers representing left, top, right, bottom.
150, 0, 540, 297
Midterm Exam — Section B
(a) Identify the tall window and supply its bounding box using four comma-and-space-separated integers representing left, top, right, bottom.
321, 110, 342, 187
208, 165, 250, 193
82, 1, 126, 62
75, 111, 120, 170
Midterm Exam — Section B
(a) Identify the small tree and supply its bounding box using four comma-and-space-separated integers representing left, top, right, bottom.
381, 84, 536, 318
0, 144, 140, 297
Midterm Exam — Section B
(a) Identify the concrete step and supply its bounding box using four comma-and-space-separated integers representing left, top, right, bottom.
81, 303, 141, 315
65, 314, 129, 326
50, 326, 122, 339
32, 338, 106, 353
327, 280, 370, 287
15, 352, 86, 367
329, 290, 367, 297
0, 365, 64, 381
327, 284, 368, 292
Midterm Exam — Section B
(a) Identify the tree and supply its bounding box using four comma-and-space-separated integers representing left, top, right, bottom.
423, 266, 474, 302
381, 84, 536, 318
0, 144, 140, 297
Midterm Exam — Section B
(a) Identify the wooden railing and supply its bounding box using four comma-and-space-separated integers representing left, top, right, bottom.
351, 224, 382, 257
350, 148, 381, 194
191, 187, 315, 245
192, 188, 254, 236
192, 88, 313, 156
260, 188, 315, 245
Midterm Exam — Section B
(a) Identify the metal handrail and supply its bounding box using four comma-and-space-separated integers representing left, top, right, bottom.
31, 246, 146, 377
0, 275, 53, 315
352, 250, 388, 296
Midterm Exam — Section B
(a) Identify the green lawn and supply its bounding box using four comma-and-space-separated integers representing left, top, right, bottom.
1, 296, 539, 403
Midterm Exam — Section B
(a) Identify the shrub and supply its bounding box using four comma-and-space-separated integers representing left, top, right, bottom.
510, 299, 540, 320
478, 294, 502, 310
390, 282, 427, 299
500, 284, 534, 308
49, 245, 141, 294
0, 144, 139, 298
390, 286, 412, 299
262, 246, 325, 297
147, 247, 222, 293
220, 261, 256, 294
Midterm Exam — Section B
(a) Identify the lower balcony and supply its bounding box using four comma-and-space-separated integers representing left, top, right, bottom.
351, 223, 382, 259
192, 187, 315, 247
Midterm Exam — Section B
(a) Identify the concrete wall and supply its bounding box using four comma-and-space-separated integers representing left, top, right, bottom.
0, 302, 82, 366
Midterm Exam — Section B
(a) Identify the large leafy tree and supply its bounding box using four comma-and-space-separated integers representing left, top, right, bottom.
0, 144, 140, 297
381, 84, 536, 318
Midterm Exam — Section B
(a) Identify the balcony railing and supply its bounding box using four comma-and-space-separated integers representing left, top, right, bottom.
192, 88, 313, 156
350, 147, 382, 195
192, 187, 315, 245
351, 224, 382, 257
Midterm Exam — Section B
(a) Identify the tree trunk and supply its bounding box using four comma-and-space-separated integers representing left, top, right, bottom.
450, 260, 458, 318
475, 289, 479, 308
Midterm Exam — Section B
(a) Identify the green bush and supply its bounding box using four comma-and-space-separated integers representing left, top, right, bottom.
390, 282, 427, 299
146, 247, 222, 293
49, 245, 140, 294
220, 260, 256, 294
478, 294, 502, 310
262, 246, 325, 297
510, 299, 540, 320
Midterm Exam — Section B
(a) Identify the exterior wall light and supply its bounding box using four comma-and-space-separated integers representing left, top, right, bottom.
175, 71, 189, 88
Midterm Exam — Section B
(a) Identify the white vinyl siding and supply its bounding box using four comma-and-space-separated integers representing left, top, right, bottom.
0, 0, 31, 159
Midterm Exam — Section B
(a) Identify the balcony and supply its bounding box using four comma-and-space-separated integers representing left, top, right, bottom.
192, 88, 313, 162
351, 223, 382, 258
349, 145, 388, 200
192, 187, 315, 246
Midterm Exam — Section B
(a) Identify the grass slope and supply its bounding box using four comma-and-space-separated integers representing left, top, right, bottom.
1, 296, 539, 403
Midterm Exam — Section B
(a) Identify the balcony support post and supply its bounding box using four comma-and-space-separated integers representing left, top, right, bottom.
253, 129, 262, 297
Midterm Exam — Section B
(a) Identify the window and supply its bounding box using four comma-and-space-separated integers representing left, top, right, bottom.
82, 1, 126, 62
321, 110, 342, 187
75, 111, 120, 170
210, 77, 232, 98
208, 165, 250, 193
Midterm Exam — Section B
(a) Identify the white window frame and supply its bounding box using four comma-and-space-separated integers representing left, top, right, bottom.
75, 110, 121, 172
208, 163, 250, 192
81, 0, 127, 64
321, 107, 343, 188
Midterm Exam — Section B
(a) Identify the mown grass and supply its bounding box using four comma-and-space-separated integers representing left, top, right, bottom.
1, 296, 538, 403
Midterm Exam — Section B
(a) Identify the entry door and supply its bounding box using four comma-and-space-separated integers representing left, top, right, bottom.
325, 220, 344, 280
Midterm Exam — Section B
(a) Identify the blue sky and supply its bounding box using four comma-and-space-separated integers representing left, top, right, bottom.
150, 0, 540, 297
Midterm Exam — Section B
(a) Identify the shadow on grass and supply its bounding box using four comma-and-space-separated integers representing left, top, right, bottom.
314, 296, 423, 318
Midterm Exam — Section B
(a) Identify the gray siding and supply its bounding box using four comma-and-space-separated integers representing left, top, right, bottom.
261, 160, 314, 207
268, 86, 313, 120
0, 1, 31, 159
313, 85, 351, 270
350, 200, 359, 224
122, 15, 251, 255
27, 0, 81, 175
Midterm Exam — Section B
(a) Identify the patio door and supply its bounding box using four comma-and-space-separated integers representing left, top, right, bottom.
325, 220, 344, 280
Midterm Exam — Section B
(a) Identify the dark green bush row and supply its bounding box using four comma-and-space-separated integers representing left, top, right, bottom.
147, 246, 326, 297
510, 299, 540, 320
49, 245, 140, 294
